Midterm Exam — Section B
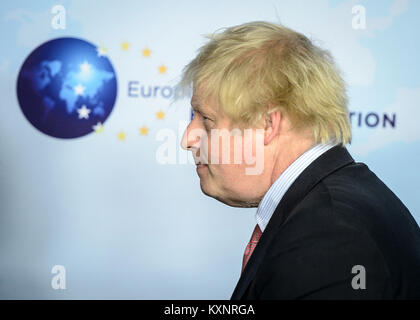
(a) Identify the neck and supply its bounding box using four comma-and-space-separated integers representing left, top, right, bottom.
269, 137, 315, 185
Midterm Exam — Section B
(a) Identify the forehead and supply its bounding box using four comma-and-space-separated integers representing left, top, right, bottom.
190, 90, 218, 114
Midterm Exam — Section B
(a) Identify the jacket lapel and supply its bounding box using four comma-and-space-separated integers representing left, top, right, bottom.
231, 146, 355, 300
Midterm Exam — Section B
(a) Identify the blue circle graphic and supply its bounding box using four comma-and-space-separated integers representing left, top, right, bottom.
16, 37, 117, 139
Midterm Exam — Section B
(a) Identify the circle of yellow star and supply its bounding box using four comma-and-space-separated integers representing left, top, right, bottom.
139, 126, 149, 135
156, 110, 165, 120
97, 46, 108, 57
117, 131, 126, 140
142, 48, 151, 57
121, 42, 130, 51
158, 64, 167, 74
92, 122, 104, 133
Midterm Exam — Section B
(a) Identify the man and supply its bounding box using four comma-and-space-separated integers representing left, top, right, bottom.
177, 21, 420, 299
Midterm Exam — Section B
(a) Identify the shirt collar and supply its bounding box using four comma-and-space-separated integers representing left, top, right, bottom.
256, 142, 338, 232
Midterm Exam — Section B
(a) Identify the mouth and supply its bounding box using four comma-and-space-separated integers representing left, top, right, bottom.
195, 161, 208, 170
195, 159, 207, 165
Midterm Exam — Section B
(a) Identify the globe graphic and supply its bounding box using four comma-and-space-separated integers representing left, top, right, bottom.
16, 37, 117, 139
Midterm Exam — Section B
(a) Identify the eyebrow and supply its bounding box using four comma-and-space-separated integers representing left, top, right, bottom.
190, 99, 199, 110
191, 102, 213, 117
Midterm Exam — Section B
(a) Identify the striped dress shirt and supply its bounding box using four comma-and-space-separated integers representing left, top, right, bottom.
256, 143, 337, 232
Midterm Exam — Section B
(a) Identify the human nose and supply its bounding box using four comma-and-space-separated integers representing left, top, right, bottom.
180, 120, 201, 151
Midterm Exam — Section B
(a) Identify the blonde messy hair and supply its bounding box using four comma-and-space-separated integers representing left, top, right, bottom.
176, 21, 351, 145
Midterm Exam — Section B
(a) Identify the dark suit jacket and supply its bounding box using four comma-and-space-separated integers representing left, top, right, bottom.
231, 146, 420, 299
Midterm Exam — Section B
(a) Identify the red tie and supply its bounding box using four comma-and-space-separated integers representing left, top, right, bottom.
242, 224, 262, 273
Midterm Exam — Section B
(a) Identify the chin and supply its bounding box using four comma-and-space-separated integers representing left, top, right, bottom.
199, 181, 215, 199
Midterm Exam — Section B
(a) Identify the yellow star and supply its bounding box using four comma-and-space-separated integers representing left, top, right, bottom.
156, 110, 165, 120
142, 48, 151, 57
121, 42, 130, 51
158, 64, 167, 74
97, 46, 108, 57
92, 122, 104, 133
117, 131, 126, 140
139, 126, 149, 135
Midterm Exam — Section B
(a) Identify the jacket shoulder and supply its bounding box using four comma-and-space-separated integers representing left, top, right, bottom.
249, 163, 420, 299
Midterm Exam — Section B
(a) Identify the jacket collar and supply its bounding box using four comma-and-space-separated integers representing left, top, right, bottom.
231, 145, 355, 300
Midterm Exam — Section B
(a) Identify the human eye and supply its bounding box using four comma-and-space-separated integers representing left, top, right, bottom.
202, 114, 215, 126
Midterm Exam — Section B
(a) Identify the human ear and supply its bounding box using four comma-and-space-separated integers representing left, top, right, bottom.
264, 110, 281, 145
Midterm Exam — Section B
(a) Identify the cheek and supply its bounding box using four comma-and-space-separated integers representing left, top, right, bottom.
207, 135, 244, 165
227, 134, 251, 166
197, 131, 210, 161
206, 134, 252, 166
205, 128, 260, 166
